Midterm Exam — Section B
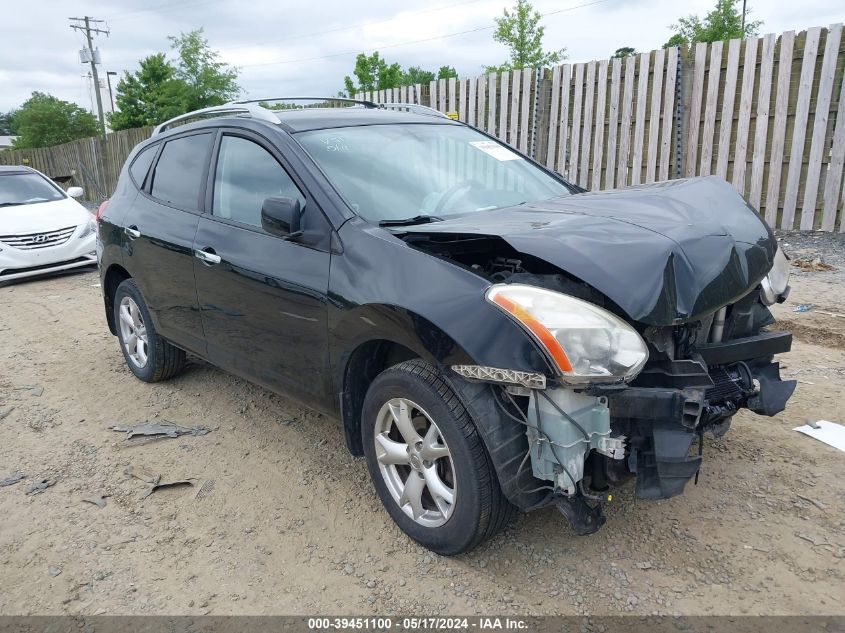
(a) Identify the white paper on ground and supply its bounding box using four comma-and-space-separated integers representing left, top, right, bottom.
793, 420, 845, 453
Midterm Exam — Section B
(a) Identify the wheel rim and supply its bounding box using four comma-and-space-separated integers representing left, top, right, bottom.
118, 296, 149, 369
373, 398, 456, 528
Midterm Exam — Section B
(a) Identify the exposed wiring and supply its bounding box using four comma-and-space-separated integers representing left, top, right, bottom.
489, 387, 555, 496
533, 394, 580, 495
537, 389, 591, 441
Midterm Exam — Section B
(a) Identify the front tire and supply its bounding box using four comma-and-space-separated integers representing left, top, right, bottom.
362, 359, 514, 555
114, 279, 185, 382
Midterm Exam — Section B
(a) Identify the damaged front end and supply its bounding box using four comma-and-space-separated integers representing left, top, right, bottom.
448, 247, 796, 536
396, 177, 798, 534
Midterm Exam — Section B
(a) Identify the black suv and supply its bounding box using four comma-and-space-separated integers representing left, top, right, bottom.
98, 98, 795, 554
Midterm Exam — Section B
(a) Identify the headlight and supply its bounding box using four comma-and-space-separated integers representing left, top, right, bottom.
78, 218, 96, 239
760, 247, 790, 305
486, 284, 649, 384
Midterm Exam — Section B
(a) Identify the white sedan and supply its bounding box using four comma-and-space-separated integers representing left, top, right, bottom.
0, 166, 97, 283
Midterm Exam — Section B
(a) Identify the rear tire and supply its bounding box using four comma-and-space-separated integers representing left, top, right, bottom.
362, 359, 514, 555
114, 279, 185, 382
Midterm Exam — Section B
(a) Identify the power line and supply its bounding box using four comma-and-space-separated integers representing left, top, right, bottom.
218, 0, 487, 53
239, 0, 611, 70
106, 0, 223, 22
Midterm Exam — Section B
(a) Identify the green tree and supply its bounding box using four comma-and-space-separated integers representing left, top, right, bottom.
437, 66, 458, 79
110, 29, 240, 130
486, 0, 565, 72
612, 46, 637, 58
343, 52, 403, 96
0, 111, 16, 135
11, 92, 99, 149
169, 29, 240, 112
402, 66, 435, 86
664, 0, 762, 48
109, 53, 187, 130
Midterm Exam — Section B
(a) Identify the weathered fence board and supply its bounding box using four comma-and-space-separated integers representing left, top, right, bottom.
782, 27, 821, 229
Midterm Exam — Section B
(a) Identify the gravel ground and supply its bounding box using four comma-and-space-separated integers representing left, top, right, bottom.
0, 268, 843, 616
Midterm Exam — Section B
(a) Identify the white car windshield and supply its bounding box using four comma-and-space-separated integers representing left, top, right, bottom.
295, 124, 571, 224
0, 173, 66, 207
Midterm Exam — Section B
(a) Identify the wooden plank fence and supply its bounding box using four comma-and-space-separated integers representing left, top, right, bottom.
0, 127, 153, 201
1, 25, 844, 231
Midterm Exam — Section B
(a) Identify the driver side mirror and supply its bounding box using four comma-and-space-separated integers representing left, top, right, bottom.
261, 197, 302, 239
67, 186, 84, 199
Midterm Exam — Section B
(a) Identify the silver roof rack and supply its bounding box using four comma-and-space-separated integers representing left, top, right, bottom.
152, 103, 279, 135
152, 97, 448, 135
236, 96, 377, 108
377, 103, 449, 118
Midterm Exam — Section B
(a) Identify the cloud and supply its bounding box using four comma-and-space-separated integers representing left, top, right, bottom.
2, 0, 842, 111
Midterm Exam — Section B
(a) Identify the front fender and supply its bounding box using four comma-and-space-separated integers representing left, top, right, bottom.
328, 219, 554, 391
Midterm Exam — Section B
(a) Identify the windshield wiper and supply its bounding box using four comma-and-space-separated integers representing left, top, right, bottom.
0, 202, 23, 207
378, 215, 443, 227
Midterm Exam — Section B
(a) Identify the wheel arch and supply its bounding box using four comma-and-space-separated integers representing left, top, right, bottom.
102, 263, 132, 335
334, 303, 477, 456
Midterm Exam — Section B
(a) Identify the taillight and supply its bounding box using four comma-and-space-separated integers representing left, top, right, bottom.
95, 199, 110, 223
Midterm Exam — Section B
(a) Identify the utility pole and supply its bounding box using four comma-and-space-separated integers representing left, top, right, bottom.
741, 0, 747, 32
70, 16, 109, 136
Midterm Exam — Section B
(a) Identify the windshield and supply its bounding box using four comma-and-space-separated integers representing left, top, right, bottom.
295, 124, 571, 223
0, 173, 65, 207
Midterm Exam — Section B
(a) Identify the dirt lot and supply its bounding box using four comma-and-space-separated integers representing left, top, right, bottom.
1, 239, 844, 616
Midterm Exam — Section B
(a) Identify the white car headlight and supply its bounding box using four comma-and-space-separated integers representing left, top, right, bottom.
486, 284, 649, 384
760, 247, 790, 306
78, 218, 96, 239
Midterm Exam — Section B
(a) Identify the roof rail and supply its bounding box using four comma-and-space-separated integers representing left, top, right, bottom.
151, 97, 447, 135
236, 97, 377, 108
152, 103, 279, 135
377, 103, 449, 119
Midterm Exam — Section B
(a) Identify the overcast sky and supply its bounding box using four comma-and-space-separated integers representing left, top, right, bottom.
2, 0, 842, 113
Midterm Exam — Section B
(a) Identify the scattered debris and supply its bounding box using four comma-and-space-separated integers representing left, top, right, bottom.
0, 472, 25, 487
796, 494, 826, 511
796, 533, 832, 547
81, 494, 108, 509
110, 422, 212, 442
742, 545, 770, 553
0, 406, 14, 421
25, 477, 57, 495
637, 561, 653, 570
815, 309, 845, 319
140, 478, 195, 500
791, 257, 835, 272
195, 479, 215, 501
794, 420, 845, 453
49, 566, 62, 577
793, 304, 814, 313
30, 385, 43, 397
124, 465, 196, 499
124, 465, 159, 485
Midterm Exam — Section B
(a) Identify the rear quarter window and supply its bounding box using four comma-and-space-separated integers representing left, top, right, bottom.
128, 144, 157, 188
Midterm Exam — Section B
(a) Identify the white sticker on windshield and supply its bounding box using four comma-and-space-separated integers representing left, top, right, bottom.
470, 140, 522, 162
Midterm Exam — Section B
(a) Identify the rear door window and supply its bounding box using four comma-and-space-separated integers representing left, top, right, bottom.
150, 133, 213, 211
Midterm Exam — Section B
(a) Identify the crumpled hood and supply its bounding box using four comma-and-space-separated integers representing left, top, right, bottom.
399, 176, 776, 325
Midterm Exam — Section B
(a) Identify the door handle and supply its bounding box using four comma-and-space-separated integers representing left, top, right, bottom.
124, 226, 140, 239
195, 248, 222, 265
